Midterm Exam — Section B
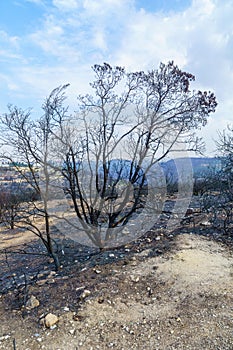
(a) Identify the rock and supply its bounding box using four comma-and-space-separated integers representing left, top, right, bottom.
47, 278, 55, 284
200, 221, 211, 227
147, 287, 153, 296
26, 296, 40, 310
75, 286, 86, 291
50, 324, 57, 330
130, 275, 140, 282
80, 289, 91, 300
43, 313, 59, 328
36, 279, 47, 286
0, 334, 10, 341
185, 208, 194, 216
122, 227, 130, 235
73, 313, 86, 321
48, 271, 56, 278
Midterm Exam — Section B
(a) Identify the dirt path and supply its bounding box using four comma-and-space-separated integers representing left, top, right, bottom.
0, 233, 233, 349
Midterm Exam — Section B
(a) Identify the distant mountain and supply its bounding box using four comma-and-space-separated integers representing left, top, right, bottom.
160, 157, 222, 183
62, 157, 223, 187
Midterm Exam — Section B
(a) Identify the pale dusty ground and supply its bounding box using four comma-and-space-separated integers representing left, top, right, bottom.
0, 228, 35, 249
0, 233, 233, 349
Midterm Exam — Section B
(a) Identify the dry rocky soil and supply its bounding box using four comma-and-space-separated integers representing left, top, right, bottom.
0, 219, 233, 350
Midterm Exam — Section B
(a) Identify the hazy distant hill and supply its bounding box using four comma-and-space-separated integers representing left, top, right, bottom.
160, 157, 222, 183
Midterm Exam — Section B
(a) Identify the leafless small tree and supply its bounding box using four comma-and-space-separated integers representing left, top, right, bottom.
52, 62, 217, 248
213, 126, 233, 233
0, 62, 217, 255
0, 85, 70, 269
0, 183, 37, 229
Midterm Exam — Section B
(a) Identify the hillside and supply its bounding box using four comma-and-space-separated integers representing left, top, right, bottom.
161, 157, 222, 182
0, 226, 233, 349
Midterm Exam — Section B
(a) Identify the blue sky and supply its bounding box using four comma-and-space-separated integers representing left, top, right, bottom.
0, 0, 233, 154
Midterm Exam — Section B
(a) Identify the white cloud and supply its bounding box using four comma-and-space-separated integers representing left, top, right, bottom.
82, 0, 131, 14
191, 0, 215, 16
1, 0, 233, 152
25, 0, 45, 4
0, 30, 20, 48
52, 0, 80, 11
114, 10, 189, 70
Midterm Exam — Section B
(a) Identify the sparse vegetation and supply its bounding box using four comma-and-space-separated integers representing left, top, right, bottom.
1, 62, 233, 350
0, 61, 217, 261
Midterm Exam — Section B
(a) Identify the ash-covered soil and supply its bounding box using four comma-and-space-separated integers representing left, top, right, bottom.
0, 218, 233, 350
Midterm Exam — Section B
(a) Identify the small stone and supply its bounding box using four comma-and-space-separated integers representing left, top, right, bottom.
50, 325, 57, 330
36, 279, 47, 286
130, 275, 140, 282
0, 334, 10, 341
69, 329, 75, 335
155, 236, 161, 241
122, 228, 129, 235
200, 221, 211, 227
47, 279, 55, 284
63, 307, 70, 312
73, 314, 86, 321
109, 253, 115, 258
80, 289, 91, 300
185, 208, 194, 216
75, 286, 85, 291
26, 296, 40, 310
48, 271, 56, 278
94, 269, 101, 274
44, 313, 59, 328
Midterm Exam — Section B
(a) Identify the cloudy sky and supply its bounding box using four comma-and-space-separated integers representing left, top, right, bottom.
0, 0, 233, 155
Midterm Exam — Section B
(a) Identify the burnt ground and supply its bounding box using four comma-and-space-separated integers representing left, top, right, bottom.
0, 203, 233, 350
